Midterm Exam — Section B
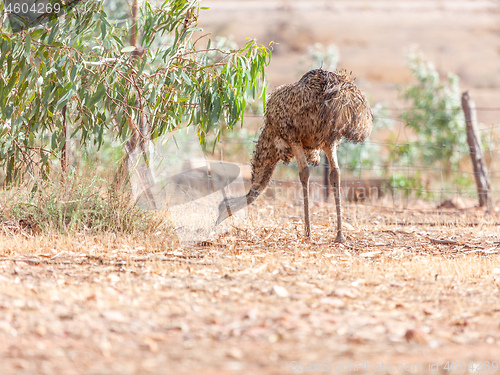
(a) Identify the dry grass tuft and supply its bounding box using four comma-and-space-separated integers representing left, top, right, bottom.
0, 173, 160, 234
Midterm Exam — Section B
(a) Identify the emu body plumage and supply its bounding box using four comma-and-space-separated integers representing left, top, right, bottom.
217, 69, 373, 242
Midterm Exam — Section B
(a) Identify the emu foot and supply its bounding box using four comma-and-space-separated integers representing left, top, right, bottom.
302, 227, 314, 243
304, 226, 311, 241
334, 232, 345, 243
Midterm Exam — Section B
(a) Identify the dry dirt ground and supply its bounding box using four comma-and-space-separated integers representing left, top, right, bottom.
1, 200, 500, 374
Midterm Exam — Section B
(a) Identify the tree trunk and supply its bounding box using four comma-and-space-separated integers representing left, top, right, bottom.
130, 0, 139, 48
323, 154, 329, 201
61, 105, 69, 173
117, 0, 157, 209
461, 91, 491, 211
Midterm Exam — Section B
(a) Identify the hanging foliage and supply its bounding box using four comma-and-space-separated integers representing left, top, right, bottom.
0, 0, 271, 182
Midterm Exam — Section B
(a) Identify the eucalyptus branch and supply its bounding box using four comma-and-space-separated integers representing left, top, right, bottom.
0, 0, 270, 183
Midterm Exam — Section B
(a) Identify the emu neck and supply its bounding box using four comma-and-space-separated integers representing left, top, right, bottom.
247, 126, 280, 202
222, 127, 279, 219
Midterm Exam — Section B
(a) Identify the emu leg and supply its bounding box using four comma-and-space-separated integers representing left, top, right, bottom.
291, 144, 311, 239
324, 144, 345, 243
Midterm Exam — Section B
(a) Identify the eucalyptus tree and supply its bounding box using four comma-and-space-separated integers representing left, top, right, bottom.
0, 0, 270, 182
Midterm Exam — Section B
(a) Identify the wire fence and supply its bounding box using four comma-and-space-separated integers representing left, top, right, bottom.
211, 105, 500, 222
122, 104, 500, 242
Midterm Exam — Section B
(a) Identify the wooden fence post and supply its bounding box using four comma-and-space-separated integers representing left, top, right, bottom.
461, 91, 491, 211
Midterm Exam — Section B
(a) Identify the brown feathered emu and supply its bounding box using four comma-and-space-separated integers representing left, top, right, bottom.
216, 69, 373, 242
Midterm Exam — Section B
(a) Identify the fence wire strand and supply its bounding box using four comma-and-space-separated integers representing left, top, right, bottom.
211, 106, 500, 221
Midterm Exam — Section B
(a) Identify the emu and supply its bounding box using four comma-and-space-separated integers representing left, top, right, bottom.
216, 69, 373, 242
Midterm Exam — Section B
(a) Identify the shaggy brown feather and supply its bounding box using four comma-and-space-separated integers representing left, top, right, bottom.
217, 69, 373, 241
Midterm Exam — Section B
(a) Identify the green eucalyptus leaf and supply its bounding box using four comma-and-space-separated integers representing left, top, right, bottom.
121, 46, 136, 53
0, 0, 271, 184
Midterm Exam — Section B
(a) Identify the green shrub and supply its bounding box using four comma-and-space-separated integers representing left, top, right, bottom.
400, 48, 466, 170
300, 43, 340, 73
390, 172, 428, 199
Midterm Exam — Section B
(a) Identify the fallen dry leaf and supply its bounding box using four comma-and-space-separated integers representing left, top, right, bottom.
404, 328, 427, 344
273, 285, 289, 298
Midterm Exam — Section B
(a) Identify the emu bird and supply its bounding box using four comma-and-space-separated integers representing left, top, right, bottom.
216, 69, 373, 242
